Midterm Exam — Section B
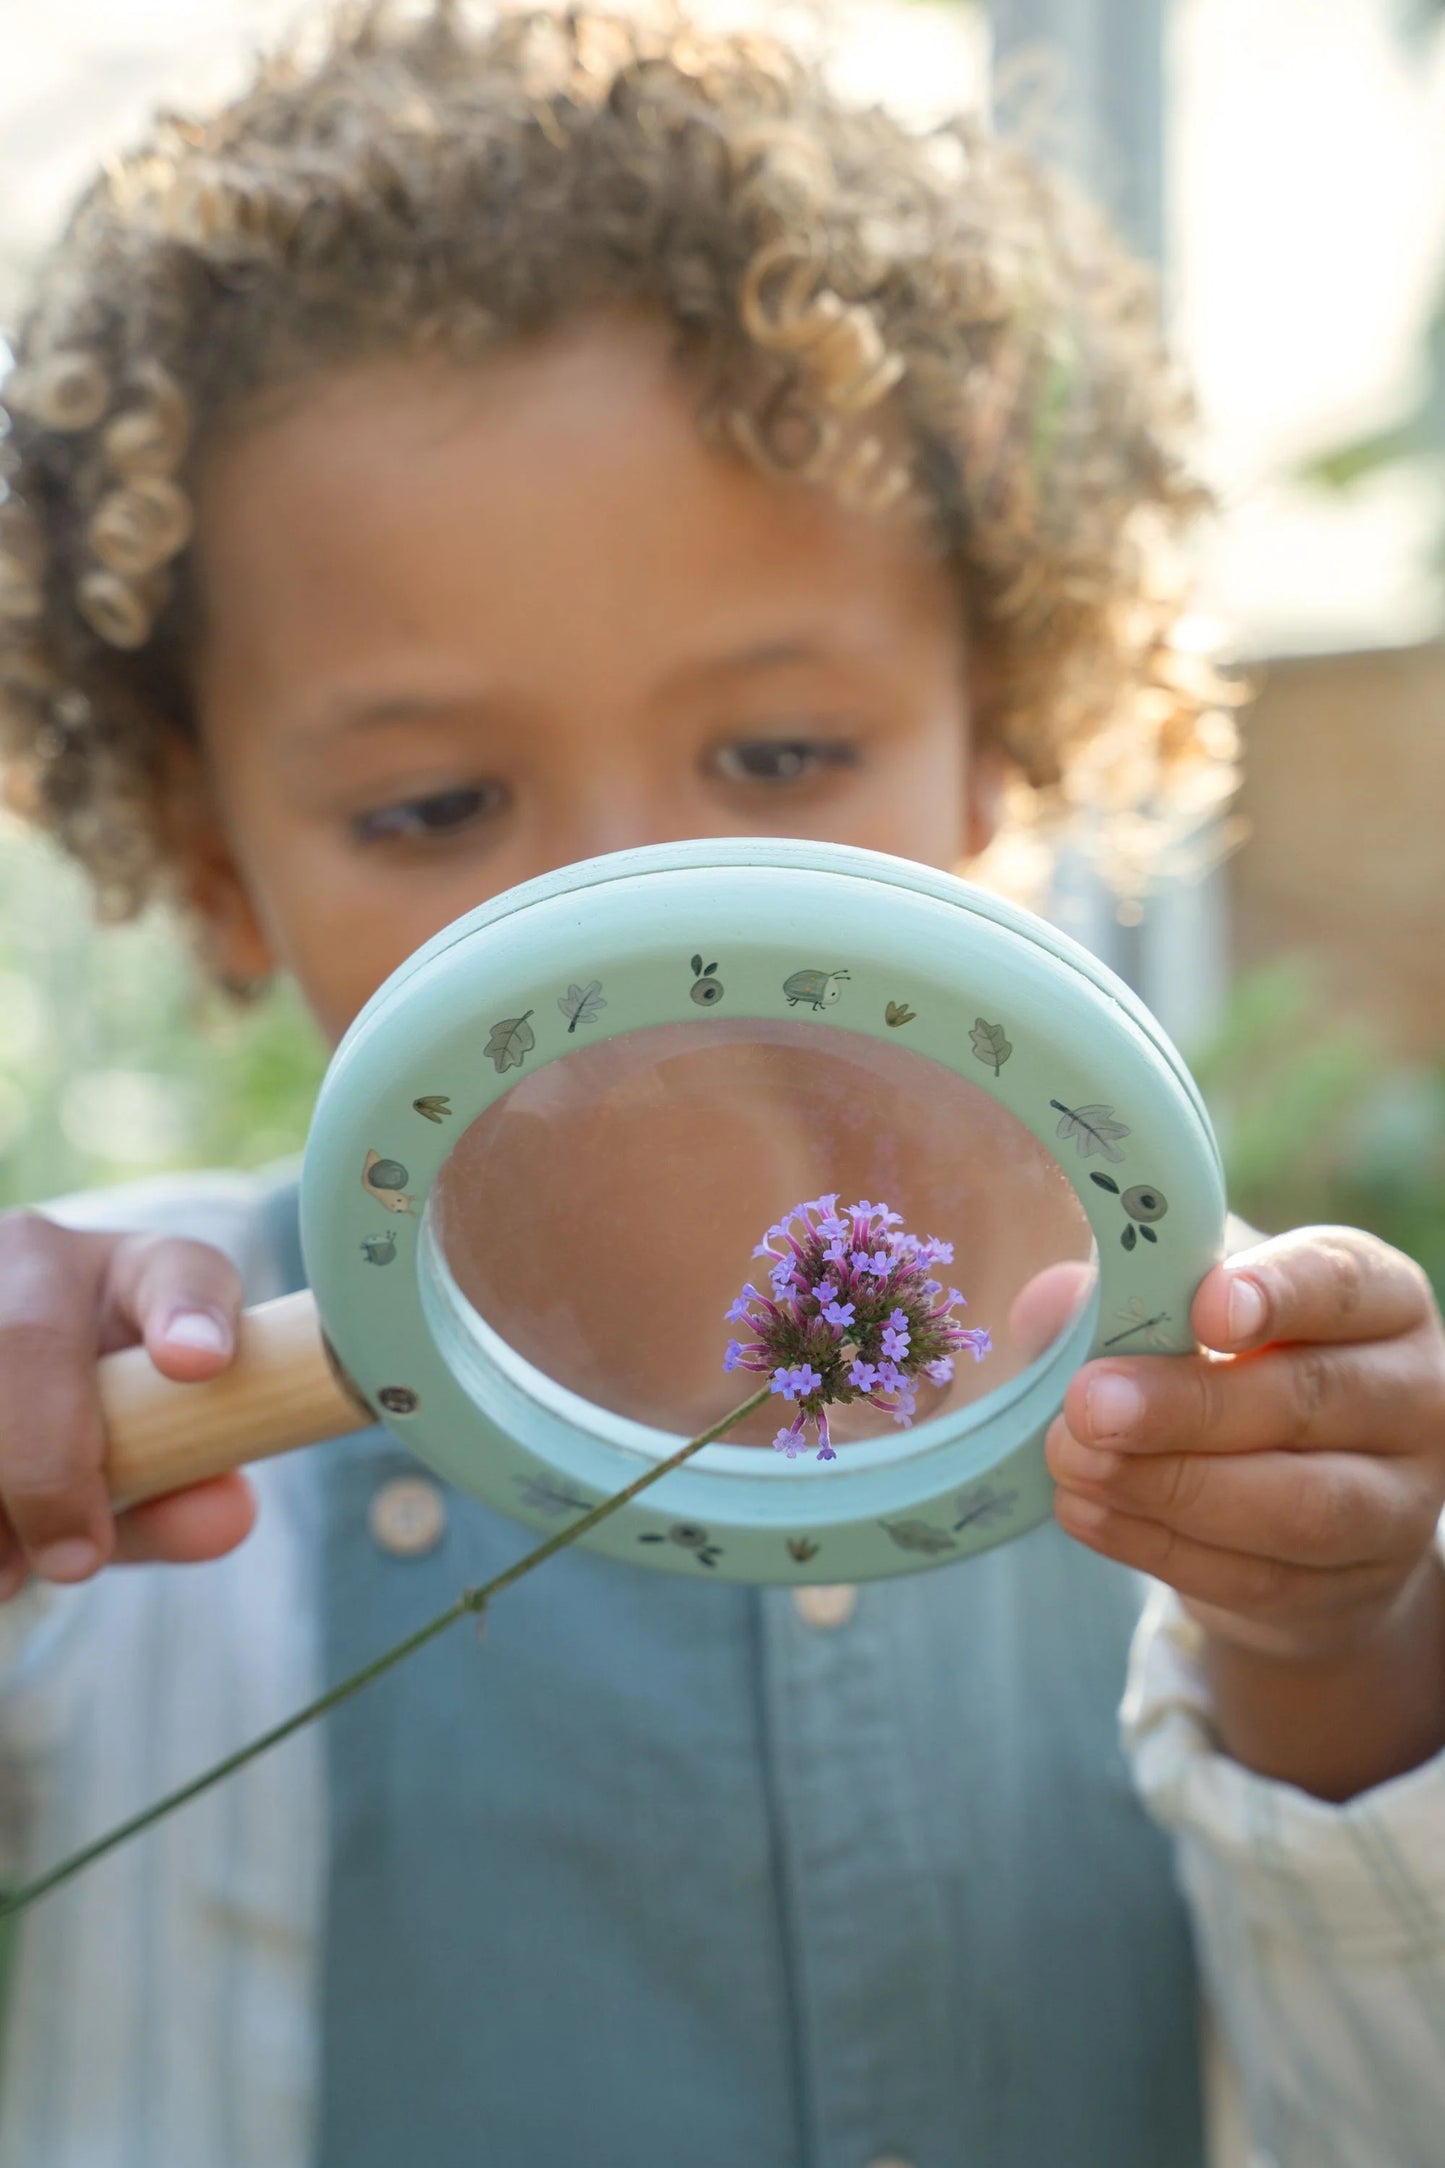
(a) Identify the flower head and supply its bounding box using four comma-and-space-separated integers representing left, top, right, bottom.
724, 1195, 990, 1462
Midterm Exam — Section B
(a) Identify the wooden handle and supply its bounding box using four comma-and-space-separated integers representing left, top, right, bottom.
97, 1289, 373, 1510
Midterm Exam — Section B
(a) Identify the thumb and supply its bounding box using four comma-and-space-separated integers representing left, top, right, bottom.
100, 1234, 246, 1381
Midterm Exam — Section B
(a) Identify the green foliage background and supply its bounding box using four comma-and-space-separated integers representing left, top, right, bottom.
0, 818, 324, 1210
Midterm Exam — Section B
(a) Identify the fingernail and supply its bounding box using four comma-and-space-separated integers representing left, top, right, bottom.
1226, 1275, 1267, 1340
32, 1539, 100, 1583
1085, 1373, 1143, 1439
163, 1310, 229, 1353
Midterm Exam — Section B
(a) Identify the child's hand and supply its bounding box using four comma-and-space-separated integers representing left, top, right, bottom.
1046, 1228, 1445, 1663
0, 1212, 257, 1600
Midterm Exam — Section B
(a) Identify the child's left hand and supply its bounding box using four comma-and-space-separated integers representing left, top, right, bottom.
1046, 1227, 1445, 1663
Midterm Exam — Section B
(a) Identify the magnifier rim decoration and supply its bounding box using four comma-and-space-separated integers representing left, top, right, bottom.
302, 839, 1228, 1585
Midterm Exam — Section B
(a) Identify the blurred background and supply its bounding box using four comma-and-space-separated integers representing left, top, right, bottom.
0, 0, 1442, 1291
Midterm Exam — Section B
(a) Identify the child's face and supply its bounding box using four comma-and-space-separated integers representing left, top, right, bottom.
185, 314, 995, 1045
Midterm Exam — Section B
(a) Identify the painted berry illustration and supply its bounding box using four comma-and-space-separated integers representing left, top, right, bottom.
690, 955, 723, 1006
638, 1521, 723, 1568
363, 1150, 416, 1215
783, 967, 851, 1011
485, 1011, 535, 1073
412, 1095, 451, 1124
359, 1232, 397, 1266
1051, 1099, 1131, 1163
885, 1000, 917, 1027
1090, 1172, 1168, 1248
969, 1018, 1012, 1073
558, 980, 607, 1033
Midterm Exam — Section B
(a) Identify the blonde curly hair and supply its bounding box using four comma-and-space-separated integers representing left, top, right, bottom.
0, 0, 1238, 974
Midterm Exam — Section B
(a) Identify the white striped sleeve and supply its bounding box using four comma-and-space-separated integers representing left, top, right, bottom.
0, 1166, 322, 2168
1122, 1551, 1445, 2168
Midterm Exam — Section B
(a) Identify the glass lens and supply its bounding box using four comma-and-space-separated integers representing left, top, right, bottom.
428, 1019, 1095, 1446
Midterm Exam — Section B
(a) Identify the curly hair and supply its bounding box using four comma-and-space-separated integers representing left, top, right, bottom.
0, 0, 1239, 975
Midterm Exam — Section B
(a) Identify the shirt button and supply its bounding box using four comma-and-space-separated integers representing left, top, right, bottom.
369, 1475, 446, 1557
792, 1583, 859, 1629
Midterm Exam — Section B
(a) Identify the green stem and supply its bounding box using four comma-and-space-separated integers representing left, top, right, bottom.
0, 1382, 772, 1921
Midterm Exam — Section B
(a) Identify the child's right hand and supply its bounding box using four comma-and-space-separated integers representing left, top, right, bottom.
0, 1212, 258, 1601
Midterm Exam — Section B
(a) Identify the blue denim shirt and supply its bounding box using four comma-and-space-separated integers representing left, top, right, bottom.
263, 1178, 1203, 2167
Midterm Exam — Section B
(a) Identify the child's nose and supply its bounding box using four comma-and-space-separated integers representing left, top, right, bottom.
543, 780, 701, 869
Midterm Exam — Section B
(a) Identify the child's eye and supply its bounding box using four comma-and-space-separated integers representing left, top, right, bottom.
350, 783, 509, 844
710, 738, 861, 785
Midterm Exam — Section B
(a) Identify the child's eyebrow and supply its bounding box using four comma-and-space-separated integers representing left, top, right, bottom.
278, 639, 841, 757
655, 636, 843, 697
277, 693, 492, 758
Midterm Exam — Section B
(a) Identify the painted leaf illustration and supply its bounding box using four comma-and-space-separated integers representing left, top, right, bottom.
879, 1518, 956, 1556
412, 1095, 451, 1123
485, 1010, 536, 1073
952, 1483, 1018, 1534
885, 1000, 917, 1028
691, 954, 704, 976
514, 1474, 594, 1519
969, 1018, 1013, 1073
558, 980, 607, 1033
1050, 1099, 1130, 1162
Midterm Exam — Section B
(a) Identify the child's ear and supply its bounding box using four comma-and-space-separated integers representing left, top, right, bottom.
160, 742, 277, 991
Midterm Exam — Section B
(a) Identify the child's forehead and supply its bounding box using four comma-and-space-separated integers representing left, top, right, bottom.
192, 314, 960, 695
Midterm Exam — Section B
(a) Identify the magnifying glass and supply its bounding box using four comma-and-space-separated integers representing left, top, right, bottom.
95, 839, 1226, 1584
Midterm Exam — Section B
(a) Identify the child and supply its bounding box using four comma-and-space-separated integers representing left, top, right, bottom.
1, 6, 1442, 2163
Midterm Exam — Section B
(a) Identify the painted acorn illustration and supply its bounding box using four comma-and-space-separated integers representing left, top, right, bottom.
690, 955, 723, 1006
359, 1231, 397, 1266
1090, 1171, 1168, 1248
783, 967, 851, 1011
363, 1149, 417, 1215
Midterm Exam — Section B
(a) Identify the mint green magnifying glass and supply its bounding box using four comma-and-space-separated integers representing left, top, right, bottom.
98, 839, 1227, 1585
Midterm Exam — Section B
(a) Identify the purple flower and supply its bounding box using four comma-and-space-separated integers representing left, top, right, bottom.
723, 1195, 990, 1466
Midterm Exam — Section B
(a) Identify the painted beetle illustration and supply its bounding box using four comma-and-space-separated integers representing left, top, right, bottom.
690, 955, 723, 1006
783, 967, 851, 1012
